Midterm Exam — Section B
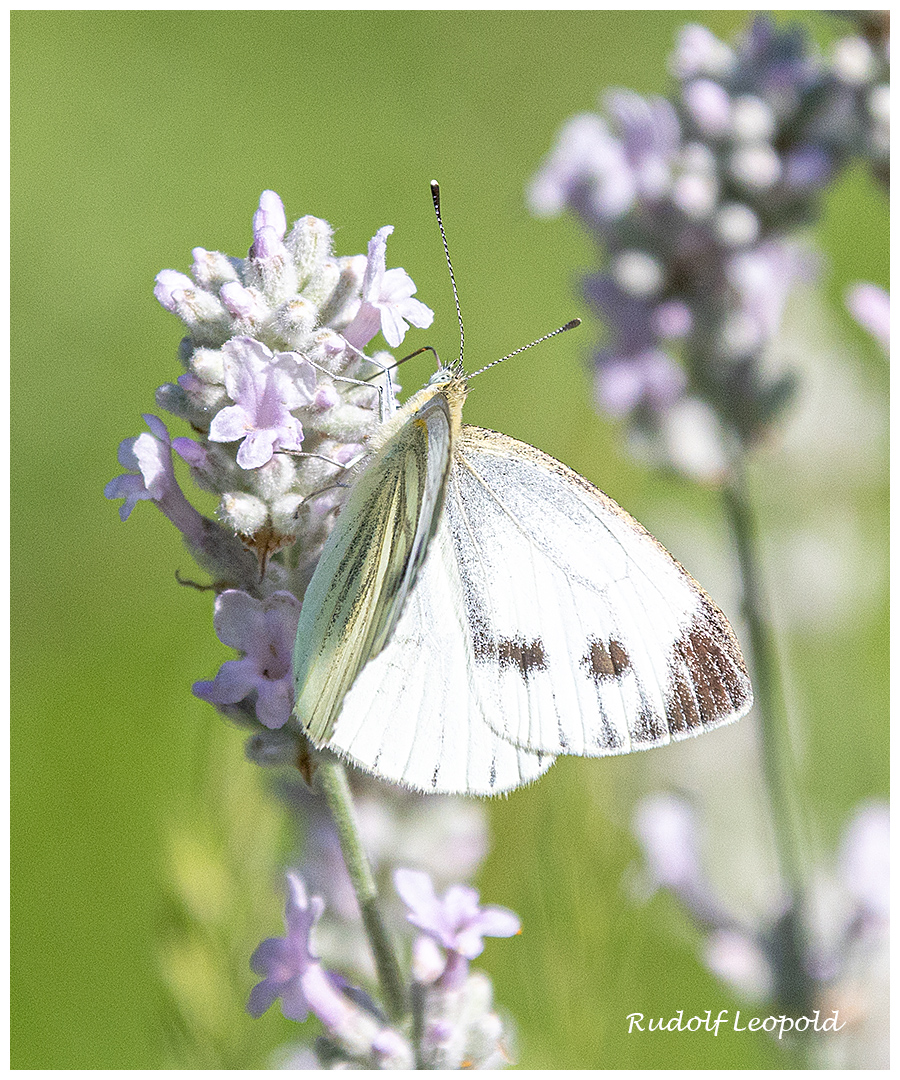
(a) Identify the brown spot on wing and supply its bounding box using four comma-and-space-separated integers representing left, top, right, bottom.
581, 637, 630, 686
497, 636, 547, 681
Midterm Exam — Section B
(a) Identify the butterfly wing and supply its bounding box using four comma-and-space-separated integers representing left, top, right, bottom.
326, 519, 555, 795
292, 388, 455, 744
446, 426, 753, 757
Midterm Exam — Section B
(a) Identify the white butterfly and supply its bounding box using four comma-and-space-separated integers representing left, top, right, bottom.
291, 187, 752, 796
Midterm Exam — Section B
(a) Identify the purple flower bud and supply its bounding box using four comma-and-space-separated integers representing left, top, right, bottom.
312, 383, 342, 412
653, 300, 693, 339
606, 91, 680, 202
528, 113, 636, 219
219, 281, 265, 321
252, 189, 287, 241
612, 250, 665, 298
251, 225, 283, 260
190, 247, 239, 289
730, 143, 782, 189
596, 350, 685, 416
670, 24, 735, 80
683, 78, 732, 136
730, 94, 775, 142
153, 269, 195, 313
715, 203, 760, 246
171, 435, 207, 469
783, 146, 834, 190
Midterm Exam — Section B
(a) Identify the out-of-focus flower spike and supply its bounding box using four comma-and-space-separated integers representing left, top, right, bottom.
838, 802, 889, 921
846, 283, 889, 354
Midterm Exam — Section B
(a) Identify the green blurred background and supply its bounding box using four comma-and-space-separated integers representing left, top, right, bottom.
12, 10, 888, 1070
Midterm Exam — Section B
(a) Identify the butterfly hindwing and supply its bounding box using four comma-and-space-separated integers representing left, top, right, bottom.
292, 387, 455, 744
446, 426, 752, 756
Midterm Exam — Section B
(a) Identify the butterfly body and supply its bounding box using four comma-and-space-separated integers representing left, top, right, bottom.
292, 366, 752, 795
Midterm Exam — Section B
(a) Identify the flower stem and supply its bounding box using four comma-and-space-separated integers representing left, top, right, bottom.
721, 456, 806, 900
316, 756, 408, 1022
723, 457, 819, 1029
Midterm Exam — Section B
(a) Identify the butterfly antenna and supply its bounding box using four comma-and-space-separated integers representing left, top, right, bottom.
468, 318, 582, 379
430, 180, 465, 372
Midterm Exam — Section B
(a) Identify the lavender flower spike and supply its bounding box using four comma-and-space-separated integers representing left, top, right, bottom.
343, 226, 434, 349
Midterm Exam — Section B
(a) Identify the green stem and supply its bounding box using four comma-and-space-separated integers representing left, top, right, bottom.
316, 756, 408, 1022
721, 457, 805, 901
722, 457, 819, 1036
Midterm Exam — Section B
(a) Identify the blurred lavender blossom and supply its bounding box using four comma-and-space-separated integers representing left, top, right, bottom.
252, 870, 518, 1070
276, 769, 489, 980
845, 282, 890, 353
633, 793, 888, 1062
529, 14, 889, 480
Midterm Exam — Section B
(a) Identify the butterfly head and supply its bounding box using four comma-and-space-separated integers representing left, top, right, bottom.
428, 361, 467, 388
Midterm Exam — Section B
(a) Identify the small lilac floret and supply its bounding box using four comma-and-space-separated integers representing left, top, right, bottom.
394, 868, 520, 960
597, 349, 686, 416
208, 336, 316, 469
247, 873, 325, 1021
249, 874, 405, 1061
104, 414, 174, 519
104, 413, 208, 539
653, 299, 693, 339
193, 589, 301, 728
343, 226, 434, 349
528, 113, 635, 219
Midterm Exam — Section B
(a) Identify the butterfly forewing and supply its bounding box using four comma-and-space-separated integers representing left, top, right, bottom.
447, 427, 752, 756
292, 389, 455, 744
328, 521, 555, 795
